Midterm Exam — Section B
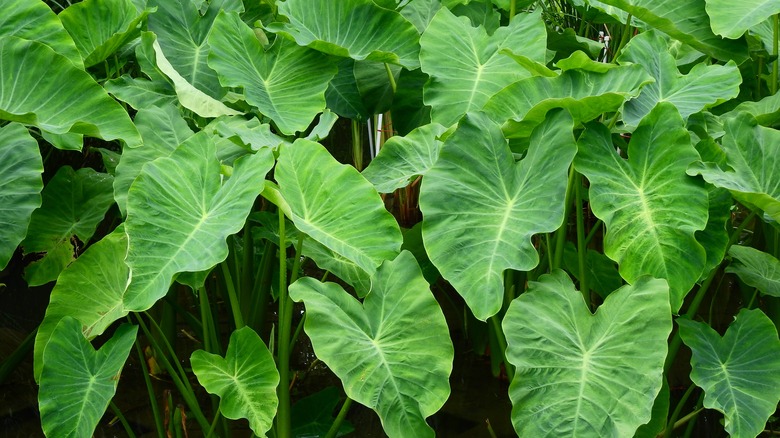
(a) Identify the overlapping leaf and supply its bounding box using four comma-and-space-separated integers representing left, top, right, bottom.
1, 0, 82, 67
289, 251, 453, 438
420, 7, 546, 126
39, 317, 137, 438
208, 11, 337, 135
266, 0, 420, 69
191, 327, 279, 437
726, 246, 780, 296
618, 31, 741, 126
575, 103, 708, 312
420, 110, 576, 320
689, 112, 780, 222
0, 36, 141, 148
124, 133, 274, 311
275, 139, 402, 277
704, 0, 780, 39
503, 271, 670, 437
678, 309, 780, 438
0, 123, 42, 270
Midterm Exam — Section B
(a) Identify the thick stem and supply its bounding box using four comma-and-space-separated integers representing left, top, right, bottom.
575, 173, 588, 307
221, 260, 245, 329
351, 119, 364, 171
553, 166, 577, 270
489, 315, 515, 382
773, 14, 779, 95
384, 63, 397, 94
324, 397, 353, 438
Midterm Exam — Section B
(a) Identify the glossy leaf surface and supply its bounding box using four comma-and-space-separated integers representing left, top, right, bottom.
726, 246, 780, 297
289, 251, 453, 438
421, 110, 576, 320
575, 103, 707, 312
504, 271, 671, 437
191, 327, 279, 437
678, 309, 780, 438
705, 0, 780, 39
1, 0, 82, 67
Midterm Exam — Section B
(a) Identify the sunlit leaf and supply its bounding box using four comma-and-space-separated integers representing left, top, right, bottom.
0, 123, 43, 270
420, 110, 576, 320
1, 0, 82, 67
39, 317, 137, 438
420, 7, 546, 126
726, 246, 780, 297
191, 327, 279, 437
678, 309, 780, 438
124, 133, 274, 311
503, 271, 671, 437
208, 11, 337, 135
266, 0, 421, 69
289, 251, 453, 438
104, 75, 177, 110
704, 0, 780, 39
22, 167, 115, 286
575, 103, 707, 312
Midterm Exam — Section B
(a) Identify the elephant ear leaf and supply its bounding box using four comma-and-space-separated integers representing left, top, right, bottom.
678, 309, 780, 438
704, 0, 780, 39
725, 246, 780, 297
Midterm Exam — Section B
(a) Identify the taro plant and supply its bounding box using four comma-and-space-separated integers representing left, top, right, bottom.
3, 0, 780, 437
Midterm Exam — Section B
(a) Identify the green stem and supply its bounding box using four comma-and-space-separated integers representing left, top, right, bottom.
0, 328, 35, 384
553, 166, 577, 270
575, 173, 588, 306
489, 315, 514, 382
613, 14, 632, 61
663, 382, 696, 438
206, 405, 221, 437
221, 260, 245, 329
509, 0, 517, 21
277, 208, 292, 438
384, 63, 397, 94
583, 220, 603, 247
133, 338, 164, 438
109, 401, 136, 438
773, 14, 779, 95
351, 119, 364, 171
324, 397, 353, 438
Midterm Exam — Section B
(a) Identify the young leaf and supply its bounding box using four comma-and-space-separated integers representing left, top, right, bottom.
39, 317, 137, 438
191, 327, 279, 438
420, 110, 576, 321
22, 167, 115, 286
617, 31, 741, 126
704, 0, 780, 39
208, 11, 337, 135
275, 139, 402, 277
503, 271, 671, 437
575, 103, 708, 312
420, 7, 546, 126
0, 36, 141, 148
124, 133, 274, 312
726, 246, 780, 297
289, 251, 454, 438
678, 309, 780, 438
0, 123, 43, 270
689, 112, 780, 223
1, 0, 82, 67
266, 0, 421, 69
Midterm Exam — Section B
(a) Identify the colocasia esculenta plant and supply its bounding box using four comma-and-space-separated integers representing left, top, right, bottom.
1, 0, 780, 437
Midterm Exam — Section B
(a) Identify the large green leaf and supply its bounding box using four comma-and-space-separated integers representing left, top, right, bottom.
39, 317, 137, 438
22, 166, 115, 286
594, 0, 748, 61
289, 251, 453, 438
575, 103, 707, 312
0, 0, 82, 67
124, 133, 274, 311
419, 7, 546, 126
104, 74, 177, 110
362, 123, 448, 193
0, 36, 141, 148
704, 0, 780, 39
689, 112, 780, 222
562, 242, 622, 299
275, 139, 402, 277
266, 0, 420, 69
503, 271, 671, 437
678, 309, 780, 438
33, 228, 129, 381
617, 31, 741, 126
191, 327, 279, 437
420, 110, 576, 320
726, 246, 780, 297
114, 103, 194, 214
208, 11, 337, 135
59, 0, 150, 67
0, 123, 43, 270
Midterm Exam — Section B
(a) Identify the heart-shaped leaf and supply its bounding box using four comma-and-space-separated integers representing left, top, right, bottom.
420, 110, 576, 320
39, 317, 137, 438
191, 327, 279, 437
726, 246, 780, 297
617, 31, 741, 126
1, 0, 82, 67
275, 139, 402, 277
124, 133, 274, 311
208, 11, 337, 135
704, 0, 780, 39
575, 103, 708, 311
0, 123, 43, 270
503, 270, 671, 437
420, 7, 546, 126
289, 251, 453, 438
678, 309, 780, 438
266, 0, 421, 69
689, 111, 780, 222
